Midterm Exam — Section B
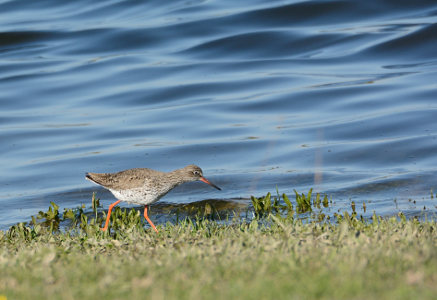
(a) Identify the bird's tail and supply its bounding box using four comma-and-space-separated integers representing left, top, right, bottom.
85, 173, 101, 185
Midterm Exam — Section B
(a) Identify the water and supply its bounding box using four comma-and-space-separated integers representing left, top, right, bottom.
1, 0, 437, 229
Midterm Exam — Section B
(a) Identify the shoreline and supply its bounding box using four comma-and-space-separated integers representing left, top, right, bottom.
1, 192, 436, 299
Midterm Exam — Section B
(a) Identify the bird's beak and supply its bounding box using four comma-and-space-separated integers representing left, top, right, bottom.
200, 177, 221, 190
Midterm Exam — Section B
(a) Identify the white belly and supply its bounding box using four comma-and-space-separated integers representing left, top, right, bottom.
109, 188, 161, 205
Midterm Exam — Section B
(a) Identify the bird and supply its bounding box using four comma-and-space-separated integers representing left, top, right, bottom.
85, 164, 221, 232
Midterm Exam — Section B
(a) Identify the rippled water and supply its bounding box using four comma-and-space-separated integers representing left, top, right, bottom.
1, 0, 437, 229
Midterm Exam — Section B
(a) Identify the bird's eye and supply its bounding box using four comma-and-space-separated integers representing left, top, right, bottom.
193, 171, 201, 176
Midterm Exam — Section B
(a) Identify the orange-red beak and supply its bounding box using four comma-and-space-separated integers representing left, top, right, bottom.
200, 177, 221, 190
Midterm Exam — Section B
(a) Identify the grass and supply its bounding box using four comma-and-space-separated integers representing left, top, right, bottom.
0, 190, 436, 300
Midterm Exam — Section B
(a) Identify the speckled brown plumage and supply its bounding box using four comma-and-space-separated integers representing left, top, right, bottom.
86, 168, 166, 191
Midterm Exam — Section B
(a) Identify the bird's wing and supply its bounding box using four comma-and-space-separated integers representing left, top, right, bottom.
86, 168, 164, 190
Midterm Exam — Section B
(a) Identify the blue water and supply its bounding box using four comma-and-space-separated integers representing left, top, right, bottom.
1, 0, 437, 229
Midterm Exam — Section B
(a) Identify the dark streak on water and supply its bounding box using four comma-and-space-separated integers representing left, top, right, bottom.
1, 0, 437, 229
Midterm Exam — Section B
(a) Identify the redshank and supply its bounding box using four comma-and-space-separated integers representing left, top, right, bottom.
85, 164, 221, 232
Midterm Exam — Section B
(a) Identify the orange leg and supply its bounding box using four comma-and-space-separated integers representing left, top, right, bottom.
101, 200, 121, 231
144, 205, 158, 233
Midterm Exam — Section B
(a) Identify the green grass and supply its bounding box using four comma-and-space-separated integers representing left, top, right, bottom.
0, 191, 436, 300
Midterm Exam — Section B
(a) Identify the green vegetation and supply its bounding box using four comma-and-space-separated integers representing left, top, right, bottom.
0, 190, 436, 300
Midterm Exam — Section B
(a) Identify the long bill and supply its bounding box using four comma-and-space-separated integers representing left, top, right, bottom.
200, 177, 221, 190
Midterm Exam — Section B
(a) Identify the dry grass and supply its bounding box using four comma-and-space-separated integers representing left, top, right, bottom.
1, 210, 436, 300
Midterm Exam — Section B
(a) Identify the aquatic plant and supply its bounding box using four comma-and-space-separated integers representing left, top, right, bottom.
251, 188, 331, 221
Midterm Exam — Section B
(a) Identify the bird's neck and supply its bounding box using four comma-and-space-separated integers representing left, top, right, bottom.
166, 169, 188, 185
